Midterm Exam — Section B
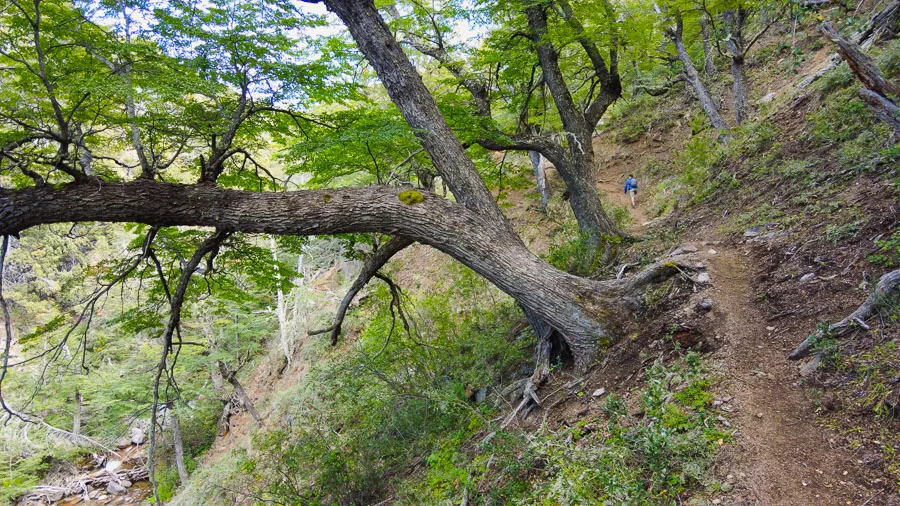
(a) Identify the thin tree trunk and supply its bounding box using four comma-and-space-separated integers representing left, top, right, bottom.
170, 408, 189, 485
528, 151, 550, 213
700, 15, 716, 76
269, 236, 289, 364
72, 391, 82, 436
725, 9, 750, 124
309, 236, 414, 344
669, 13, 730, 134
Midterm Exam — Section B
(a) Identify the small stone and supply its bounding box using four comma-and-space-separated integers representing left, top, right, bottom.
669, 243, 699, 256
697, 272, 711, 284
720, 482, 734, 492
744, 225, 764, 237
592, 387, 607, 398
708, 249, 717, 255
697, 298, 713, 311
107, 482, 127, 495
475, 387, 487, 403
766, 326, 775, 331
712, 500, 722, 505
121, 480, 132, 488
800, 273, 817, 283
756, 412, 764, 418
800, 355, 822, 377
758, 92, 777, 104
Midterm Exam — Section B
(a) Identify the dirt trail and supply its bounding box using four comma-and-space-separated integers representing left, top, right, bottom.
588, 154, 881, 504
705, 249, 877, 505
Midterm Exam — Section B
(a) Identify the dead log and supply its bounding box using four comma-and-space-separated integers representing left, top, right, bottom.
858, 88, 900, 138
818, 21, 900, 138
819, 22, 900, 97
795, 1, 899, 93
789, 268, 900, 360
217, 361, 262, 424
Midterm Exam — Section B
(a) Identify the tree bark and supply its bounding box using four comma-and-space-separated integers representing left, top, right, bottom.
858, 88, 900, 138
72, 390, 82, 436
0, 181, 686, 372
170, 408, 189, 485
819, 21, 900, 138
700, 14, 716, 76
323, 0, 506, 226
668, 12, 730, 134
528, 151, 550, 213
725, 9, 750, 125
820, 21, 900, 97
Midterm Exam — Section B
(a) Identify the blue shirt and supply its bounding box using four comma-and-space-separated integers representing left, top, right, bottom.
624, 178, 637, 193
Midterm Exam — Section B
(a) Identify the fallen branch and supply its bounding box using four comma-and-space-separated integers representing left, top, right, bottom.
19, 465, 148, 503
789, 268, 900, 360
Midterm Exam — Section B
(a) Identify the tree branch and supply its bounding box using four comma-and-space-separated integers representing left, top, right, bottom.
309, 236, 414, 344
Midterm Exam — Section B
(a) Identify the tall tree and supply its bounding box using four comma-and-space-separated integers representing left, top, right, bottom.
0, 0, 689, 398
395, 0, 624, 258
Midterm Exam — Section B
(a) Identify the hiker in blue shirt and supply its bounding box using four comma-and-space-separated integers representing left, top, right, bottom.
624, 174, 638, 209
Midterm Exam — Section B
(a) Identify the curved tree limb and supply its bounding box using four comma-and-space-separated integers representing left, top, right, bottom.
789, 269, 900, 360
1, 179, 694, 373
309, 235, 414, 344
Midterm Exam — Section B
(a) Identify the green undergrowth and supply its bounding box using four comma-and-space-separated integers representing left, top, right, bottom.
180, 263, 529, 504
395, 351, 728, 504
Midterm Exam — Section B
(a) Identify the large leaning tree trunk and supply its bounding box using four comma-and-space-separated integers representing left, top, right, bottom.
667, 11, 730, 135
0, 182, 687, 374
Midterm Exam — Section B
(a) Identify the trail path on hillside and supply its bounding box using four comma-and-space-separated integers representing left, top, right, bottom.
594, 159, 880, 505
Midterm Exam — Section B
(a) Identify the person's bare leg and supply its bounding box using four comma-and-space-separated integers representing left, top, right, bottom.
630, 191, 636, 208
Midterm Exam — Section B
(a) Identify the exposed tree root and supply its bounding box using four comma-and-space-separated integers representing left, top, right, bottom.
789, 269, 900, 360
500, 259, 701, 427
309, 236, 413, 344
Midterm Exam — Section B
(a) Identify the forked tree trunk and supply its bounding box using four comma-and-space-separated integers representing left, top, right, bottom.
525, 4, 621, 254
217, 360, 262, 424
